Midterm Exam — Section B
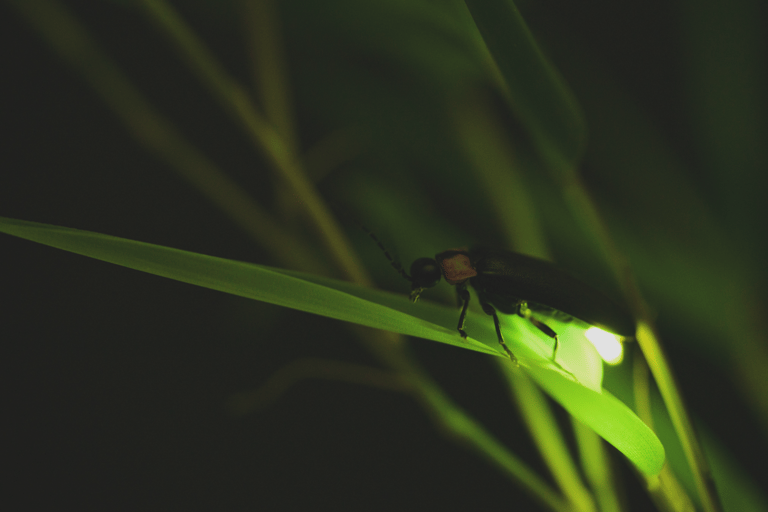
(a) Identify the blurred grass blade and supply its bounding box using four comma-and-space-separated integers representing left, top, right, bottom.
463, 0, 586, 170
636, 322, 722, 512
452, 93, 549, 256
1, 216, 665, 477
138, 0, 368, 285
702, 428, 768, 512
572, 420, 624, 512
6, 0, 321, 272
506, 367, 597, 512
228, 358, 411, 415
242, 0, 297, 153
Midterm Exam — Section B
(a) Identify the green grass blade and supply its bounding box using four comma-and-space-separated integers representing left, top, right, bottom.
463, 0, 586, 169
523, 362, 666, 477
0, 216, 496, 355
0, 216, 664, 475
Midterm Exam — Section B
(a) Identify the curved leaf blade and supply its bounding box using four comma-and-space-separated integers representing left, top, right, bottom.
523, 364, 666, 476
0, 216, 499, 355
1, 216, 664, 474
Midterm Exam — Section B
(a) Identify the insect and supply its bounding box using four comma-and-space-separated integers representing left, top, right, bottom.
367, 231, 634, 364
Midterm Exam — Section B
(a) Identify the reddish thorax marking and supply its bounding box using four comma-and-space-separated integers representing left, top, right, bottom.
437, 250, 477, 285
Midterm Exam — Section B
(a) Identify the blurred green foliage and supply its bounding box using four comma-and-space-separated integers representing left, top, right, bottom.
3, 0, 768, 510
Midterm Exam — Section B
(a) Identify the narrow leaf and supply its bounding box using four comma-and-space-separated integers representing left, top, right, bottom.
1, 216, 664, 474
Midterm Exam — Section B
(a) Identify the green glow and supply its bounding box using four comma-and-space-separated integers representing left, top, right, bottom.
585, 327, 624, 365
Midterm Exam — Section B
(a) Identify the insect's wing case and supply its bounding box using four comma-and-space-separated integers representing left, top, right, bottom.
470, 249, 635, 337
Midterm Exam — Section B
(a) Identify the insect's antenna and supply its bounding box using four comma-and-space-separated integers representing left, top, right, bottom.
361, 226, 412, 283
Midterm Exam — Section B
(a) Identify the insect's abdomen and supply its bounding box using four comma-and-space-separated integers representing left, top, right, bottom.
471, 250, 635, 337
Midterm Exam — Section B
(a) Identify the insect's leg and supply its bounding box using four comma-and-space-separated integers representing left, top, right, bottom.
517, 303, 560, 360
456, 284, 470, 339
531, 318, 560, 360
480, 302, 518, 364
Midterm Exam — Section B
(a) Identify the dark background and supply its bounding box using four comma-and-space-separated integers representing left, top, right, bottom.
2, 0, 767, 510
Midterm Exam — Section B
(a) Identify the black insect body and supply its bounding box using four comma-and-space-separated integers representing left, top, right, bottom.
370, 232, 634, 363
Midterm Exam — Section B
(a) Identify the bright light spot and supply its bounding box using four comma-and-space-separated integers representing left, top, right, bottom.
585, 327, 624, 365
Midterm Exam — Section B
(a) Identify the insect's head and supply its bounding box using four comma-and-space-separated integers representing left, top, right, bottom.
363, 227, 474, 302
407, 257, 442, 302
408, 250, 476, 301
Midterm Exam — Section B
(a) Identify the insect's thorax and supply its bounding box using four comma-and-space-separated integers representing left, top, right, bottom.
435, 249, 477, 285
